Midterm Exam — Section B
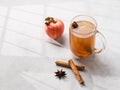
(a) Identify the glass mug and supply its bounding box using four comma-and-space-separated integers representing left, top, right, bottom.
69, 15, 106, 58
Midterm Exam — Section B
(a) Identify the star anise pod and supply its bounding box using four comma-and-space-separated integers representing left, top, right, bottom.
72, 21, 78, 28
55, 69, 66, 79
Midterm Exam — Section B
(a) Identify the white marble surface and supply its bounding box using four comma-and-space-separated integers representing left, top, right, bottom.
0, 0, 120, 90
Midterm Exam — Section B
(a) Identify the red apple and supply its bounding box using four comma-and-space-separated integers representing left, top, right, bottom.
44, 17, 64, 39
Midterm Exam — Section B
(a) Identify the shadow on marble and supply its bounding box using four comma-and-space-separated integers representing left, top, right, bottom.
74, 54, 112, 77
56, 35, 66, 46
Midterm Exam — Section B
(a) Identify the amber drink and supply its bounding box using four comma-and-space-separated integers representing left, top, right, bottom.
69, 15, 105, 58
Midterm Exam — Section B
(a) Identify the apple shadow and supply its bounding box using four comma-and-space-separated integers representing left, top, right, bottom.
55, 35, 69, 48
74, 54, 112, 77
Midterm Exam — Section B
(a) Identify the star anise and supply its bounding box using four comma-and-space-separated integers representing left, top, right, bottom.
55, 69, 66, 79
72, 21, 78, 28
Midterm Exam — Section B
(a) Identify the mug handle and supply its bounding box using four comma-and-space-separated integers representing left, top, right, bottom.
94, 30, 106, 53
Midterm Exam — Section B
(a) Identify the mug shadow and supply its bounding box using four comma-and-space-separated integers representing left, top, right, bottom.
74, 54, 112, 77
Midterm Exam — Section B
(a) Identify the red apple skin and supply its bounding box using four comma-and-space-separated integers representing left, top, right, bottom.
45, 18, 64, 39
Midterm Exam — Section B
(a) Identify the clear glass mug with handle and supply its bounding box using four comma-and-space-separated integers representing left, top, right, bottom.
69, 15, 106, 58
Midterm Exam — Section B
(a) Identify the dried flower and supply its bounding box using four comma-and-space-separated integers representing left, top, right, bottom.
55, 69, 66, 79
45, 17, 56, 25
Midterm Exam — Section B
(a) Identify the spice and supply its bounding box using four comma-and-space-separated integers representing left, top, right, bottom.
68, 59, 84, 85
72, 21, 78, 28
55, 69, 66, 79
55, 60, 85, 71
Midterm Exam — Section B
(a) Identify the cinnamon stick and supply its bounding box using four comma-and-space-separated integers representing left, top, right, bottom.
68, 59, 84, 85
55, 61, 85, 71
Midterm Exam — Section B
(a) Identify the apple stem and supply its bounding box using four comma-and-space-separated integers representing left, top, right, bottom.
45, 17, 56, 25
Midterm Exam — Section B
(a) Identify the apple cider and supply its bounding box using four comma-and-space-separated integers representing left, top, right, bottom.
70, 21, 96, 58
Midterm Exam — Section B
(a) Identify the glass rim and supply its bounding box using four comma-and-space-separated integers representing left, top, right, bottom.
70, 15, 97, 36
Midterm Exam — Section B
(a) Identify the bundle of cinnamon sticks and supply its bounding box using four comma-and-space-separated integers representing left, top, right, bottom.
55, 59, 85, 85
